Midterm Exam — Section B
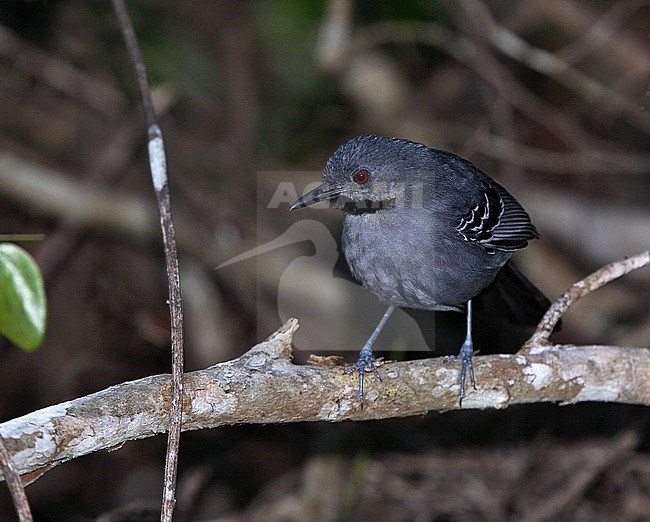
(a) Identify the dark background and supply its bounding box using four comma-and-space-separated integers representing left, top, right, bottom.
0, 1, 649, 520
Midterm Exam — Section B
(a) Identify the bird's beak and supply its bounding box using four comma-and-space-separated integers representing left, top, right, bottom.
290, 184, 342, 211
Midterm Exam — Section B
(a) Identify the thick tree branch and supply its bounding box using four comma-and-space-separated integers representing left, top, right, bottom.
0, 318, 648, 484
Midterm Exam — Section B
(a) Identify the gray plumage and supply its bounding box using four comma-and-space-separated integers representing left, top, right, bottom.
291, 134, 545, 404
321, 134, 537, 311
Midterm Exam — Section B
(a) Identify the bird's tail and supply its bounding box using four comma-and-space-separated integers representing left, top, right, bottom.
477, 260, 551, 328
404, 261, 555, 356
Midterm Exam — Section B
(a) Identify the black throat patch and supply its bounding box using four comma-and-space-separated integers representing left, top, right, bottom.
341, 199, 396, 215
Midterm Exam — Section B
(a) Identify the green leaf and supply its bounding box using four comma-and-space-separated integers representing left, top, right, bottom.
0, 243, 47, 351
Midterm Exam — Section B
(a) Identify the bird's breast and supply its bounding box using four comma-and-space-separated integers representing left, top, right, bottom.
341, 210, 510, 310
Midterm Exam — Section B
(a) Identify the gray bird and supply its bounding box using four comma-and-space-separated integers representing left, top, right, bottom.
290, 134, 548, 404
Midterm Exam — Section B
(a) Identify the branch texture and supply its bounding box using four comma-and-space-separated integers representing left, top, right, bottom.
526, 250, 650, 347
111, 1, 184, 519
0, 319, 648, 483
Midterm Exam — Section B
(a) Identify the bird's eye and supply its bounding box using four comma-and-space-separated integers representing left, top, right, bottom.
352, 169, 369, 185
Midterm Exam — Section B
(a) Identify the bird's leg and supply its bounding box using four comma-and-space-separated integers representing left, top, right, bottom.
346, 305, 395, 405
455, 299, 477, 405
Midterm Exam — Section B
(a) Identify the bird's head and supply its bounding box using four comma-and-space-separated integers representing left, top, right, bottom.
290, 134, 431, 214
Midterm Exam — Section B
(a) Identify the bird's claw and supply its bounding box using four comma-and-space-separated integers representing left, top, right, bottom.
346, 349, 382, 405
454, 339, 476, 406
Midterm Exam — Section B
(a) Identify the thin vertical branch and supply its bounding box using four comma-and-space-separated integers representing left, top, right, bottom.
111, 2, 184, 521
0, 435, 33, 521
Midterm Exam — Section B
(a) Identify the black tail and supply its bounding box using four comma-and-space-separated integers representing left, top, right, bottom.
477, 261, 551, 328
405, 261, 554, 356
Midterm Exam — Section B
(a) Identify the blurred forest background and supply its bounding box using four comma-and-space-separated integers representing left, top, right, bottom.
0, 0, 649, 520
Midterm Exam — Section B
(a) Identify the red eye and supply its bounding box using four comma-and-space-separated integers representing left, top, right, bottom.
352, 169, 369, 185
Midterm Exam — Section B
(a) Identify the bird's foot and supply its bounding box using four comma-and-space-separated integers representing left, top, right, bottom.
346, 348, 382, 406
454, 339, 476, 406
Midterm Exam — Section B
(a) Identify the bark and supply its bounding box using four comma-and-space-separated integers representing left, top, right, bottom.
0, 318, 648, 483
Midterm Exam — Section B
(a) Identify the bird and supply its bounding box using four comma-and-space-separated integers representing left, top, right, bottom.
290, 134, 550, 405
216, 219, 421, 355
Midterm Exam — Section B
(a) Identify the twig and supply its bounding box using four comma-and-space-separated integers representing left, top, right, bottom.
461, 0, 650, 132
554, 0, 647, 64
0, 24, 124, 116
646, 66, 650, 112
351, 21, 597, 150
111, 2, 185, 521
316, 0, 353, 71
0, 434, 32, 521
0, 319, 649, 485
523, 251, 650, 349
35, 120, 142, 280
479, 135, 650, 175
0, 235, 44, 242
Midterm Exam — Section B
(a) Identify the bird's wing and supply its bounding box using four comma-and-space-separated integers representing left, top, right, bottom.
456, 179, 538, 251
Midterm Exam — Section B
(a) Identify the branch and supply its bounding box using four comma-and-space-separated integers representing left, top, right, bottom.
111, 2, 184, 520
0, 24, 124, 116
460, 0, 650, 132
0, 318, 648, 483
524, 251, 650, 348
350, 21, 600, 149
0, 435, 32, 521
